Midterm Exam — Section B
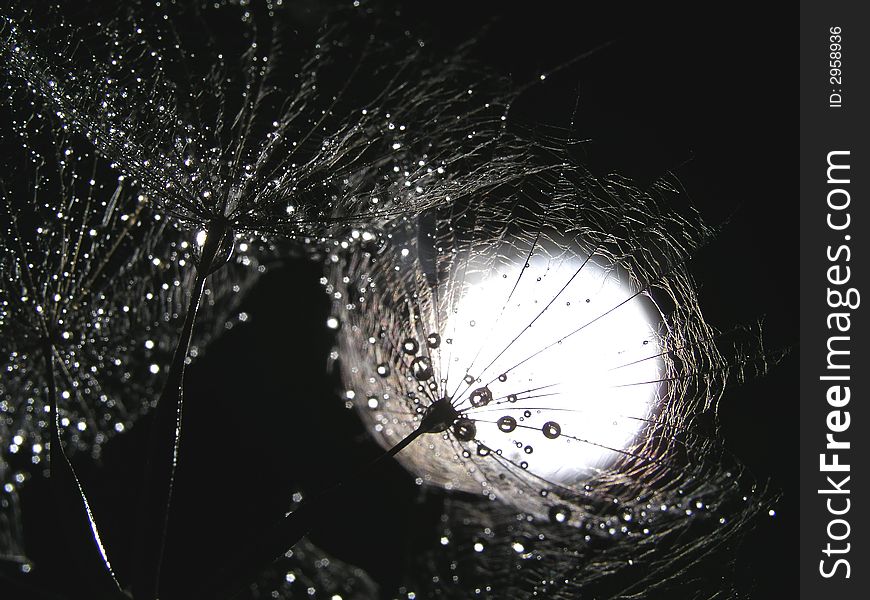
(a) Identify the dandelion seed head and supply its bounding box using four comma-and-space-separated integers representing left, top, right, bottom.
0, 107, 262, 503
327, 139, 778, 596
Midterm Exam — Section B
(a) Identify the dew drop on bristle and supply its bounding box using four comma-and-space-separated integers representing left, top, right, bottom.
549, 505, 571, 524
402, 338, 419, 354
469, 386, 492, 407
542, 421, 562, 439
376, 362, 391, 377
452, 418, 477, 441
426, 332, 441, 349
411, 356, 433, 380
496, 416, 517, 432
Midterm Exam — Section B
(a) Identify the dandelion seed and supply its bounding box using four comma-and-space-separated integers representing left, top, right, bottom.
0, 110, 258, 556
328, 139, 779, 597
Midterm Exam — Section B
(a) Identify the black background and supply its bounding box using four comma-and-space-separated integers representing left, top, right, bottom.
12, 2, 797, 599
800, 3, 866, 599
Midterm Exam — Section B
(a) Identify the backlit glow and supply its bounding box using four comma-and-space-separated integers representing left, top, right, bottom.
442, 249, 665, 484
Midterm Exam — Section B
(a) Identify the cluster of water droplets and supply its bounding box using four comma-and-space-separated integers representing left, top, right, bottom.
250, 519, 379, 600
0, 0, 543, 249
0, 1, 784, 596
0, 1, 566, 594
0, 1, 574, 594
326, 144, 778, 596
395, 488, 775, 600
0, 104, 263, 571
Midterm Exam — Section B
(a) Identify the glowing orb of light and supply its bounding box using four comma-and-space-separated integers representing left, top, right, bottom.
330, 223, 672, 516
441, 247, 664, 486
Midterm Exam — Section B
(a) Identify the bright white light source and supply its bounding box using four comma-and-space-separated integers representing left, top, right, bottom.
442, 248, 664, 484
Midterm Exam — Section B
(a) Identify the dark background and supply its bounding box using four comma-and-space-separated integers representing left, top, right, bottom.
799, 3, 866, 599
12, 2, 797, 599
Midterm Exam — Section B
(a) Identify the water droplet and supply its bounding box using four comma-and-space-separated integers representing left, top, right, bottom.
411, 356, 433, 380
476, 443, 491, 457
520, 461, 528, 469
453, 418, 477, 441
497, 415, 517, 432
463, 374, 475, 384
367, 396, 379, 409
507, 394, 518, 403
548, 505, 571, 524
402, 338, 419, 354
469, 386, 493, 407
498, 373, 507, 382
523, 410, 532, 418
542, 421, 562, 439
426, 333, 441, 349
376, 363, 391, 377
523, 445, 533, 454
